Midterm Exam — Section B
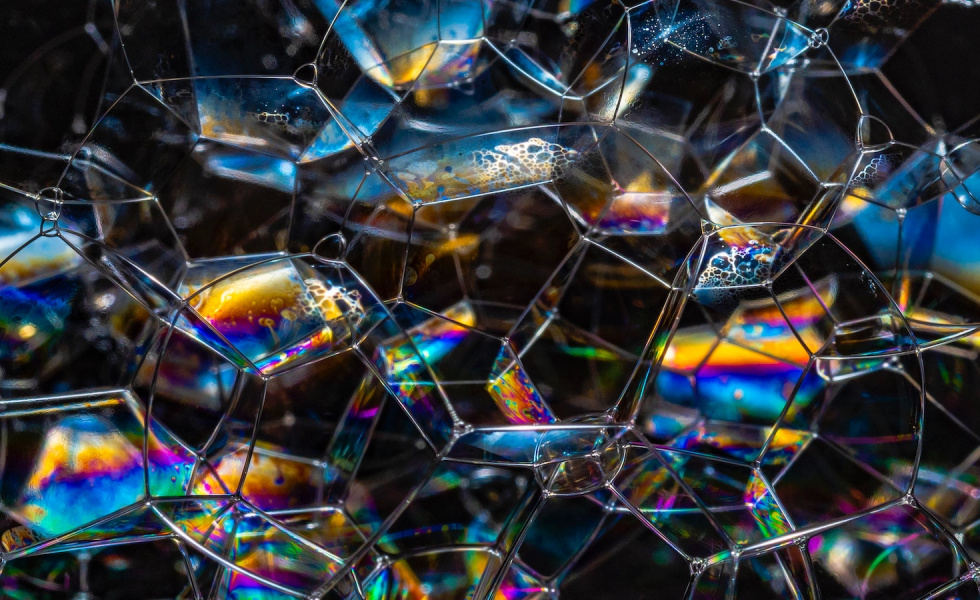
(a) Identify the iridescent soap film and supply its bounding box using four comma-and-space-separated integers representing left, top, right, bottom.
1, 0, 980, 598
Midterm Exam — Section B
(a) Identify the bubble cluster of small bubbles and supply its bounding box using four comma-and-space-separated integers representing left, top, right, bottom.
696, 240, 777, 290
472, 137, 579, 189
851, 153, 897, 189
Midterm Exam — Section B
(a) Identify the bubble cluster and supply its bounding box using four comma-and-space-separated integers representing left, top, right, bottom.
2, 0, 980, 598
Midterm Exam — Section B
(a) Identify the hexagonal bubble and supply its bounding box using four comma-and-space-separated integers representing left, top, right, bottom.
401, 184, 579, 328
807, 503, 968, 600
158, 140, 295, 259
163, 500, 353, 597
832, 161, 980, 350
1, 539, 198, 598
633, 224, 925, 498
551, 500, 692, 599
59, 85, 199, 202
193, 77, 332, 162
768, 231, 917, 359
309, 0, 632, 162
0, 1, 128, 191
915, 338, 980, 544
129, 372, 450, 598
385, 124, 597, 205
176, 254, 388, 376
615, 3, 861, 202
0, 390, 194, 552
0, 250, 170, 399
766, 353, 923, 529
505, 242, 670, 420
552, 127, 704, 284
610, 433, 793, 558
374, 460, 537, 556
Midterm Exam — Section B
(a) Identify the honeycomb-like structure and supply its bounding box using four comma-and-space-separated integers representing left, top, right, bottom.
2, 0, 980, 598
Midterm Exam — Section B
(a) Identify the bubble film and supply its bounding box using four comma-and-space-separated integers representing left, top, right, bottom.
2, 0, 980, 598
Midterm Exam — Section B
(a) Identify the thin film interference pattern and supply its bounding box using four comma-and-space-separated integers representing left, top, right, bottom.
1, 0, 980, 598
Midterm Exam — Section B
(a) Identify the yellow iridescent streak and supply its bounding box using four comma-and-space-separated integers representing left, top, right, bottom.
192, 445, 313, 506
20, 395, 143, 491
186, 267, 304, 326
744, 471, 790, 538
905, 306, 980, 349
0, 245, 82, 286
12, 392, 191, 539
24, 425, 140, 495
383, 301, 476, 377
598, 190, 673, 232
377, 43, 438, 88
767, 427, 811, 459
183, 261, 366, 373
486, 358, 556, 425
664, 275, 836, 373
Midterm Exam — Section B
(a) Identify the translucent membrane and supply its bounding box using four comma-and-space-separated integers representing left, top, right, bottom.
1, 0, 980, 598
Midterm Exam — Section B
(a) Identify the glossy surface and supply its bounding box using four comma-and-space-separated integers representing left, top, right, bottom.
2, 0, 980, 598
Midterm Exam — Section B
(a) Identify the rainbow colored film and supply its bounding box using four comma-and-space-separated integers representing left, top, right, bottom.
2, 0, 980, 598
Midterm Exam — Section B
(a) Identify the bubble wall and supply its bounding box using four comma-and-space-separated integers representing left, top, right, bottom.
2, 0, 980, 598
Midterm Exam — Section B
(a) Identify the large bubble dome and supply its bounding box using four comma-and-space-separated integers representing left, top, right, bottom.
2, 0, 980, 598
